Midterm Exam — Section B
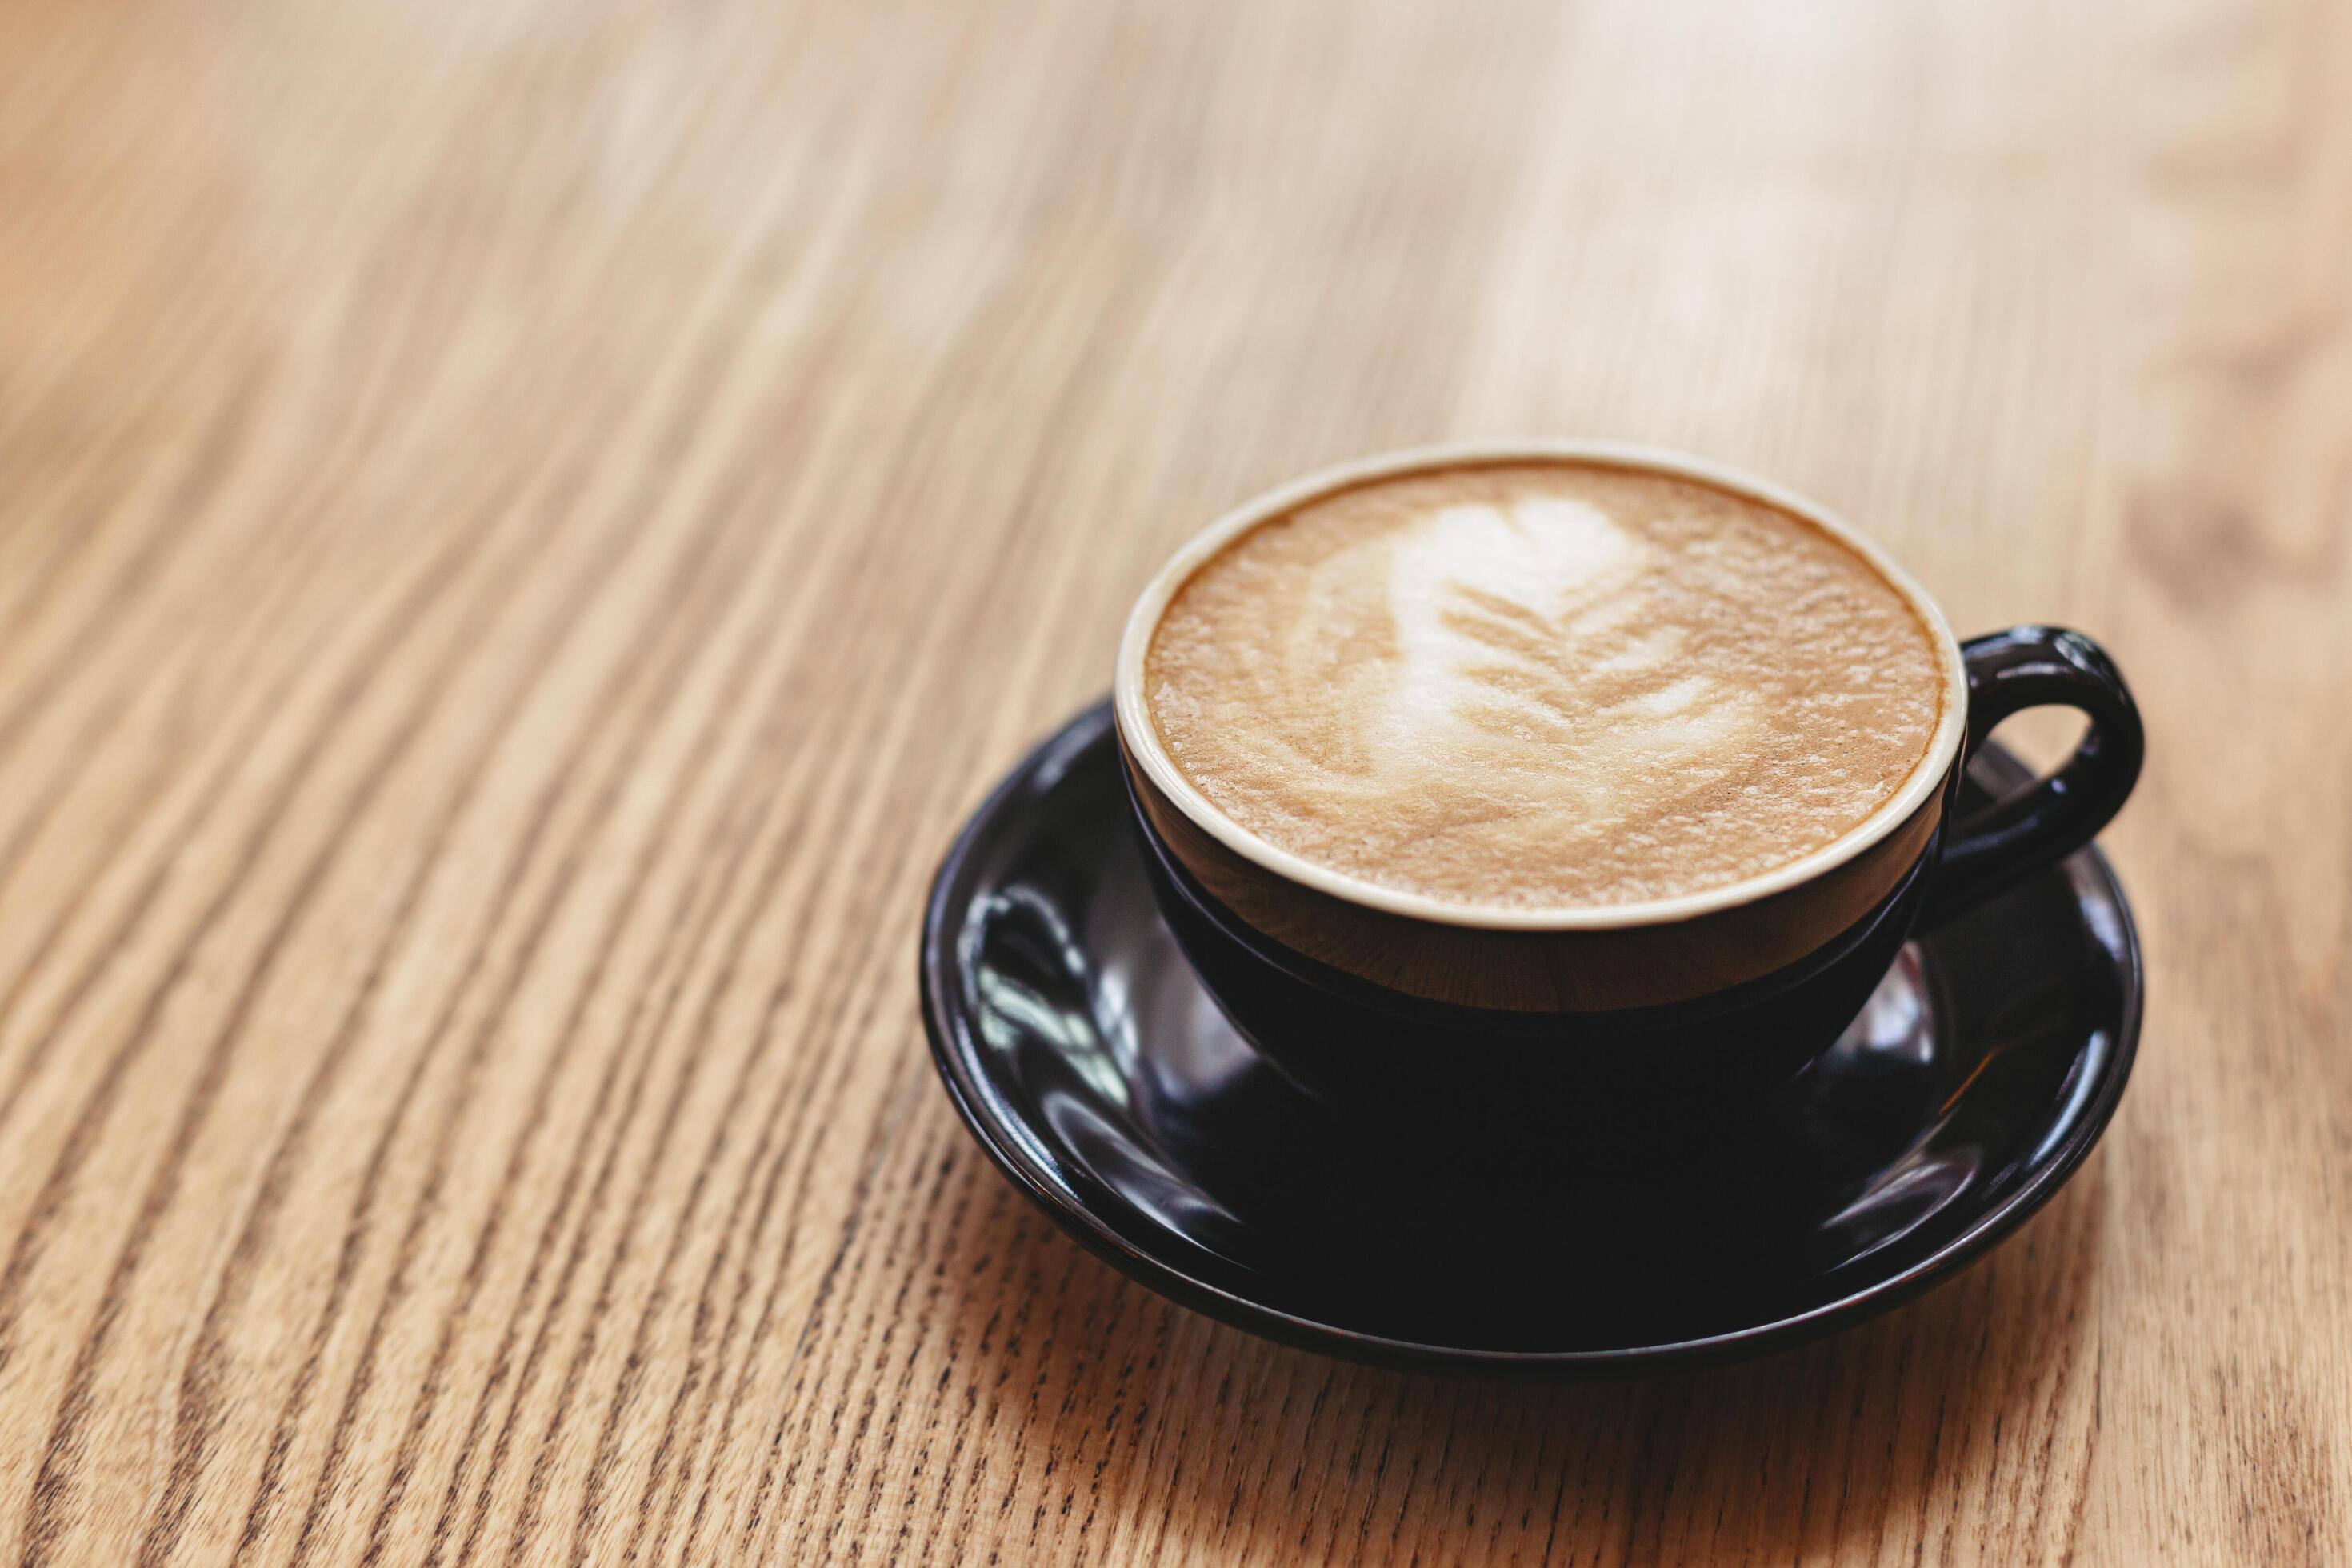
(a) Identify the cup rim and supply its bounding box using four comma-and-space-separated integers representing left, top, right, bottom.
1113, 439, 1970, 933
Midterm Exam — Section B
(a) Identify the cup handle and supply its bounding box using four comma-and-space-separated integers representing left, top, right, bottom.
1916, 625, 2145, 930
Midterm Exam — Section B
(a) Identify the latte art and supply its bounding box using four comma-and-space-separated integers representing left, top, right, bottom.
1367, 495, 1761, 809
1142, 462, 1946, 910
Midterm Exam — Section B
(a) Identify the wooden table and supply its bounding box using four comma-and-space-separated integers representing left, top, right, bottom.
3, 0, 2346, 1560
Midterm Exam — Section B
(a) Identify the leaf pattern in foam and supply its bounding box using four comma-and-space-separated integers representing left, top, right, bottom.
1374, 498, 1762, 817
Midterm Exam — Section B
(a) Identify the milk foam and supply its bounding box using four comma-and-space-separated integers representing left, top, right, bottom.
1143, 462, 1945, 910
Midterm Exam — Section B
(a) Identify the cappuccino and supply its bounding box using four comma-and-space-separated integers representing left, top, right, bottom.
1141, 461, 1946, 911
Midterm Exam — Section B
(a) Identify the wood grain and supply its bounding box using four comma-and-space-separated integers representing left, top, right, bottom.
2, 0, 2346, 1560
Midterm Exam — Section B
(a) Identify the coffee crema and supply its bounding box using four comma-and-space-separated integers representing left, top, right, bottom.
1142, 461, 1946, 911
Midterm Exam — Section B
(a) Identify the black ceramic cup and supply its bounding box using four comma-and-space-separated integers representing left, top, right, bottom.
1112, 442, 2142, 1154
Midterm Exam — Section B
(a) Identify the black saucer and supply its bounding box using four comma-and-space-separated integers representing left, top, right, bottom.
920, 702, 2142, 1376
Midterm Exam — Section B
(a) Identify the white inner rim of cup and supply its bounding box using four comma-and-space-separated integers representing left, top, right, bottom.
1113, 440, 1972, 932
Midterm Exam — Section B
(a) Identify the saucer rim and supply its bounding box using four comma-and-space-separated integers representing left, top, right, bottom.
919, 700, 2143, 1377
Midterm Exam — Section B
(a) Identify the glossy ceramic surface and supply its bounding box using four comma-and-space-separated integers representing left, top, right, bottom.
921, 702, 2142, 1375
